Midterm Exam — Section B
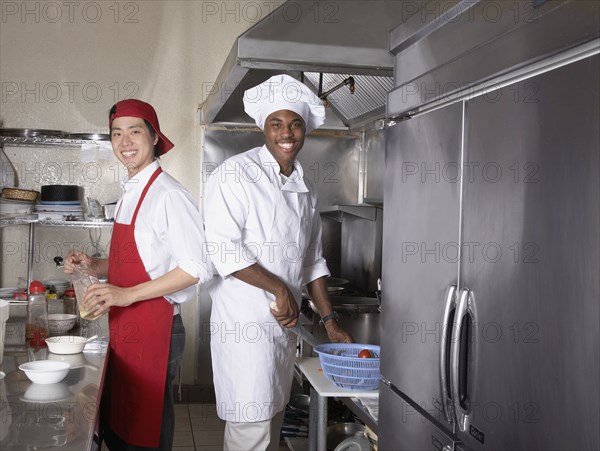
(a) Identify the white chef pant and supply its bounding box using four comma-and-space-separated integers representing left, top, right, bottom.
223, 409, 285, 451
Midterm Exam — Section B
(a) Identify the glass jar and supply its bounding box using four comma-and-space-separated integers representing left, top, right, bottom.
63, 287, 79, 326
26, 280, 48, 345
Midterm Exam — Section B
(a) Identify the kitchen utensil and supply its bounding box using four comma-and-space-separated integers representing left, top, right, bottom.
19, 360, 70, 384
40, 185, 80, 203
313, 343, 380, 391
102, 203, 116, 220
1, 188, 39, 202
47, 314, 77, 335
45, 336, 87, 354
270, 301, 319, 346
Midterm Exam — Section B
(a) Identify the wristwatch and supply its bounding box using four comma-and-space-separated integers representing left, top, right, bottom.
319, 311, 339, 326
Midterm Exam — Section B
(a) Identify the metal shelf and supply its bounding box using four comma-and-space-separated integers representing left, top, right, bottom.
0, 215, 38, 227
0, 215, 113, 228
320, 204, 382, 222
0, 136, 109, 148
38, 219, 113, 228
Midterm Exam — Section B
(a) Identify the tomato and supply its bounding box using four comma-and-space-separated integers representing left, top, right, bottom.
358, 349, 373, 358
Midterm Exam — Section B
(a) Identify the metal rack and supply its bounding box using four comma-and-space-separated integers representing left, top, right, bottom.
1, 131, 113, 287
0, 136, 108, 148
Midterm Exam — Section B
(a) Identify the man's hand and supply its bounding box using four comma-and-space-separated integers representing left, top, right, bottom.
270, 290, 300, 329
324, 320, 353, 343
233, 264, 300, 329
63, 251, 93, 274
82, 283, 133, 317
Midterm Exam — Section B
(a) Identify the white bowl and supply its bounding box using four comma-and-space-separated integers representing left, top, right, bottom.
19, 360, 70, 384
48, 314, 77, 335
45, 336, 87, 355
46, 335, 87, 354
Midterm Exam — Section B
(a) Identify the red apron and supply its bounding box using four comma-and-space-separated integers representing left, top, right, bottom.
107, 167, 174, 447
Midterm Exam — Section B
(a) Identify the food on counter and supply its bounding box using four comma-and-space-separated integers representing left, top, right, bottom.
358, 349, 374, 358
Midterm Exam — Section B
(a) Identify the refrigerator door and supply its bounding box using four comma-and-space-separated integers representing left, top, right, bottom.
455, 55, 600, 450
379, 383, 457, 451
381, 102, 463, 431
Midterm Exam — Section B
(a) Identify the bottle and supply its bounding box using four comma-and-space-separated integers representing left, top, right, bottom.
26, 280, 49, 345
47, 285, 63, 315
63, 287, 79, 326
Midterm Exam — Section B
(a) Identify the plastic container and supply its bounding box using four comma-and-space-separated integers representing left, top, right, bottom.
313, 344, 380, 391
26, 281, 49, 346
72, 264, 103, 320
334, 431, 371, 451
62, 288, 79, 326
47, 295, 63, 315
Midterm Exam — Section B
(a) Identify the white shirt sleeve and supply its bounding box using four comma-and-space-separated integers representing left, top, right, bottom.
160, 189, 213, 283
204, 162, 258, 277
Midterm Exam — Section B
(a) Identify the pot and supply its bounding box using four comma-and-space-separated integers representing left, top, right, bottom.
310, 296, 380, 315
310, 296, 380, 345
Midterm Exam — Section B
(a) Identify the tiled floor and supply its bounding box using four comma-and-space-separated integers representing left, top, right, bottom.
173, 404, 291, 451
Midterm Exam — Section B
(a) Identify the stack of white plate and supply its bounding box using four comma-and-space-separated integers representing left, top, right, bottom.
35, 202, 84, 221
0, 199, 34, 216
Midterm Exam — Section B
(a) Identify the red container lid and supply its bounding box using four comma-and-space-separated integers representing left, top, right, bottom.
29, 280, 46, 293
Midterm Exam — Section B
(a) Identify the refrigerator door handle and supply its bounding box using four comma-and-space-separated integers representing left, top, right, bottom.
439, 284, 457, 424
450, 287, 471, 432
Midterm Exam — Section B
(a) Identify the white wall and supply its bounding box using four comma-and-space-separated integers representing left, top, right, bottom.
0, 0, 282, 383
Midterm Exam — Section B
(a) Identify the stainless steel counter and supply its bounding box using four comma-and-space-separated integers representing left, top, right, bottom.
0, 343, 108, 450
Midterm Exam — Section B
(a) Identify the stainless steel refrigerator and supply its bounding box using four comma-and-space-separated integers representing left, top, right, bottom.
378, 4, 600, 448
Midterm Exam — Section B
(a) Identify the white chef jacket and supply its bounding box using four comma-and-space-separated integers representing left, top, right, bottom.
204, 145, 330, 422
114, 160, 212, 306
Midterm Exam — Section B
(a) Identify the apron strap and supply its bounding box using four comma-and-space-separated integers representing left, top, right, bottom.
131, 167, 162, 224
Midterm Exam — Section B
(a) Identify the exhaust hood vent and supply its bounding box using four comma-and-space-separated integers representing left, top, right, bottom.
303, 73, 394, 129
202, 1, 409, 130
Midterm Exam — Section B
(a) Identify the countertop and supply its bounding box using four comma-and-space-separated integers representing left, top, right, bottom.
296, 357, 378, 399
0, 342, 108, 450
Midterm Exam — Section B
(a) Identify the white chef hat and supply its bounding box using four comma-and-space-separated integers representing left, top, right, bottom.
243, 74, 326, 133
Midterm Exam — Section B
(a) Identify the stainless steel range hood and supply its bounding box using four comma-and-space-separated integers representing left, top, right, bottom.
202, 0, 411, 129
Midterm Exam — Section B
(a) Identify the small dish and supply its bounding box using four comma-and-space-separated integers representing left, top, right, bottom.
46, 336, 87, 355
19, 360, 70, 384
